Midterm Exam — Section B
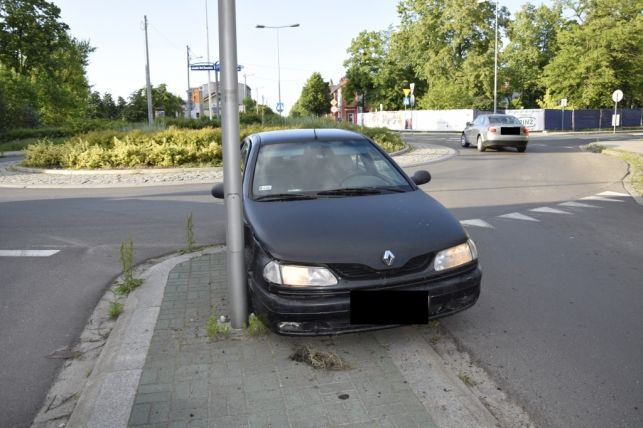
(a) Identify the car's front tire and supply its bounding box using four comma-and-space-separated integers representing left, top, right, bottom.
517, 146, 527, 153
477, 136, 486, 152
460, 134, 469, 147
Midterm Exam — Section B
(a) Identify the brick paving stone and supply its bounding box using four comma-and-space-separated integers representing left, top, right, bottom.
128, 252, 439, 427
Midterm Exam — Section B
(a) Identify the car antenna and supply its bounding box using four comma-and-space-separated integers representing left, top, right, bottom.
313, 129, 318, 140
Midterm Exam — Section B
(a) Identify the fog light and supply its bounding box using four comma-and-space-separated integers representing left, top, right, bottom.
278, 321, 302, 332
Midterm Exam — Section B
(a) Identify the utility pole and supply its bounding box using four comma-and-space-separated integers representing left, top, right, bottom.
205, 0, 214, 120
144, 15, 153, 125
186, 45, 192, 118
493, 0, 498, 114
218, 0, 246, 329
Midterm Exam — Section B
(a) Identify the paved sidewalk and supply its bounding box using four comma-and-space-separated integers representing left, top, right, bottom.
63, 251, 500, 428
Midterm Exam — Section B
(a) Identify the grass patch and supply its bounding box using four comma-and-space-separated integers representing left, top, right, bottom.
115, 238, 144, 295
458, 372, 477, 387
290, 345, 349, 370
108, 302, 124, 320
245, 313, 268, 336
179, 213, 202, 254
585, 143, 606, 153
206, 314, 230, 340
610, 150, 643, 195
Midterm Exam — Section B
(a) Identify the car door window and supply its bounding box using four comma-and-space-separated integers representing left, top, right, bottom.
240, 140, 250, 173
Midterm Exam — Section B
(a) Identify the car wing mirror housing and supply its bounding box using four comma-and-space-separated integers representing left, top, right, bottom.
411, 170, 431, 186
211, 182, 225, 199
465, 121, 472, 127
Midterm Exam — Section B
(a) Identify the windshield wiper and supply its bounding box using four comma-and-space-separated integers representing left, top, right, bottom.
254, 193, 317, 202
316, 187, 383, 196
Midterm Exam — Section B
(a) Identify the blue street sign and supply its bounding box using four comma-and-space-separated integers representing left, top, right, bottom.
190, 62, 215, 71
403, 96, 410, 106
276, 102, 284, 112
212, 63, 243, 72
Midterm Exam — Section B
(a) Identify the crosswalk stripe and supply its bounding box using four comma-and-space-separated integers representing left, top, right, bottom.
559, 201, 600, 208
0, 250, 60, 257
530, 207, 572, 214
460, 219, 494, 228
581, 196, 624, 202
597, 191, 629, 197
497, 212, 540, 222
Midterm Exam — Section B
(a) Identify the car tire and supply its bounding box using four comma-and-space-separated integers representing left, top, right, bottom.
460, 134, 469, 147
517, 146, 526, 153
477, 136, 486, 152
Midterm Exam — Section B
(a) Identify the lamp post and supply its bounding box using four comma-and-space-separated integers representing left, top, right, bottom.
478, 0, 498, 113
255, 23, 300, 115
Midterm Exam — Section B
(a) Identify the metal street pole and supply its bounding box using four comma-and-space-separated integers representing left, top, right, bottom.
144, 15, 153, 125
205, 0, 214, 120
493, 0, 498, 114
218, 0, 246, 329
256, 24, 299, 115
186, 45, 192, 118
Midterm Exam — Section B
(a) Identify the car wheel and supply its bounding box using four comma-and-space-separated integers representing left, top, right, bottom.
517, 146, 526, 153
460, 133, 469, 147
477, 136, 486, 152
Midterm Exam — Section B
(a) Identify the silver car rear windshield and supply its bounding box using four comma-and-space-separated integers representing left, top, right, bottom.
488, 115, 522, 125
252, 139, 411, 198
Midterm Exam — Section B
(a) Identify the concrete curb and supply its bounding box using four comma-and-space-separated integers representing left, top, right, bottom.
602, 149, 643, 207
66, 247, 223, 428
13, 165, 223, 176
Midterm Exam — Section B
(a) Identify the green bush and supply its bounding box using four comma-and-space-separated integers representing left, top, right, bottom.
0, 127, 69, 142
23, 124, 402, 169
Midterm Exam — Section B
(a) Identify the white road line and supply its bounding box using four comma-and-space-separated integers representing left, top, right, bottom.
559, 201, 600, 208
460, 219, 494, 228
530, 207, 572, 214
0, 250, 60, 257
497, 212, 540, 222
597, 191, 629, 197
581, 196, 624, 202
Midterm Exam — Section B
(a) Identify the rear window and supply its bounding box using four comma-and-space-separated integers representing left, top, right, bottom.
488, 115, 522, 125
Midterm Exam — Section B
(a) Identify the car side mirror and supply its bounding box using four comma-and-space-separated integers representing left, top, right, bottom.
411, 170, 431, 186
211, 182, 225, 199
465, 121, 472, 127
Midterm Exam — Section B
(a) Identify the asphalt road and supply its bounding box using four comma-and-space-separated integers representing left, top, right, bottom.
0, 185, 226, 427
405, 132, 643, 427
1, 132, 641, 427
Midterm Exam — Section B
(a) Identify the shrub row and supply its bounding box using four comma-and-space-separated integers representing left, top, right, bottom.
23, 124, 404, 169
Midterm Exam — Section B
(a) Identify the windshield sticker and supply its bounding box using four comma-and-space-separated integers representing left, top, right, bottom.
258, 185, 272, 192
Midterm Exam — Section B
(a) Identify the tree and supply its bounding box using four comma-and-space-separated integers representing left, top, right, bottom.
343, 30, 388, 110
292, 72, 332, 117
394, 0, 510, 110
124, 84, 185, 122
503, 3, 563, 108
0, 0, 93, 126
540, 0, 642, 108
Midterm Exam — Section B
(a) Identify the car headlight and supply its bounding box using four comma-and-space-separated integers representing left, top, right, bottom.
263, 261, 338, 287
433, 239, 478, 271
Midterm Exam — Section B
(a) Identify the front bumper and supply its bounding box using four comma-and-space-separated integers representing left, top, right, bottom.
249, 265, 481, 335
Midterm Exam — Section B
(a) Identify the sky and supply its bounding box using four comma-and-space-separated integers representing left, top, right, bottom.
51, 0, 544, 115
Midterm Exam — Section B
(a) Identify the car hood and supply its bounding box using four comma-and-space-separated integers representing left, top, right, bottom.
245, 190, 467, 269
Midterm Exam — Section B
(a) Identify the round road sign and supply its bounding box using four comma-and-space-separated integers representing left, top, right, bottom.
330, 106, 339, 113
612, 90, 623, 103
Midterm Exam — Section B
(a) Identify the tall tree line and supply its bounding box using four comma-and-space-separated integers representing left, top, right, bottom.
343, 0, 642, 111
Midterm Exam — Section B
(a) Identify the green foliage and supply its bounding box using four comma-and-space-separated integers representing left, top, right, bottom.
0, 0, 93, 126
343, 30, 388, 110
245, 313, 268, 336
206, 314, 230, 339
108, 302, 124, 320
115, 237, 143, 295
539, 0, 642, 108
164, 116, 219, 129
124, 84, 185, 122
23, 123, 403, 169
503, 3, 563, 108
179, 213, 197, 254
291, 72, 333, 117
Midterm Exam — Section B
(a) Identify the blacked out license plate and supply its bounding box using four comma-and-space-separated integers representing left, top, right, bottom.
350, 290, 429, 325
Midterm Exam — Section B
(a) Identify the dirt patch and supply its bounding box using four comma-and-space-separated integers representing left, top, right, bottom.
289, 345, 350, 370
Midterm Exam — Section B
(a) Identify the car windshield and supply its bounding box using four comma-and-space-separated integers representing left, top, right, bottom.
251, 138, 412, 199
488, 115, 522, 125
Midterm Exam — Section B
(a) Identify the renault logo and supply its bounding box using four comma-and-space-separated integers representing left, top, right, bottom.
382, 250, 395, 267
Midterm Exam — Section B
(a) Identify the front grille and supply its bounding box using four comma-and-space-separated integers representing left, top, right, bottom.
500, 126, 521, 135
330, 253, 433, 280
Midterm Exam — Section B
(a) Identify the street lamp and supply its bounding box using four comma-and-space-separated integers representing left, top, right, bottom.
478, 0, 498, 113
255, 23, 300, 115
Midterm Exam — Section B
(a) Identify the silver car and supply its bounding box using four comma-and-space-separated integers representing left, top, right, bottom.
461, 114, 529, 152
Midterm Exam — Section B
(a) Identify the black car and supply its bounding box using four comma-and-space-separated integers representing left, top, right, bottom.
212, 128, 481, 335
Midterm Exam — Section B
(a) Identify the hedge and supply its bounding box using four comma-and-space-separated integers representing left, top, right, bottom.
23, 125, 404, 169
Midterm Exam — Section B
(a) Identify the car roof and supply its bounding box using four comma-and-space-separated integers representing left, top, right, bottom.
251, 128, 367, 145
